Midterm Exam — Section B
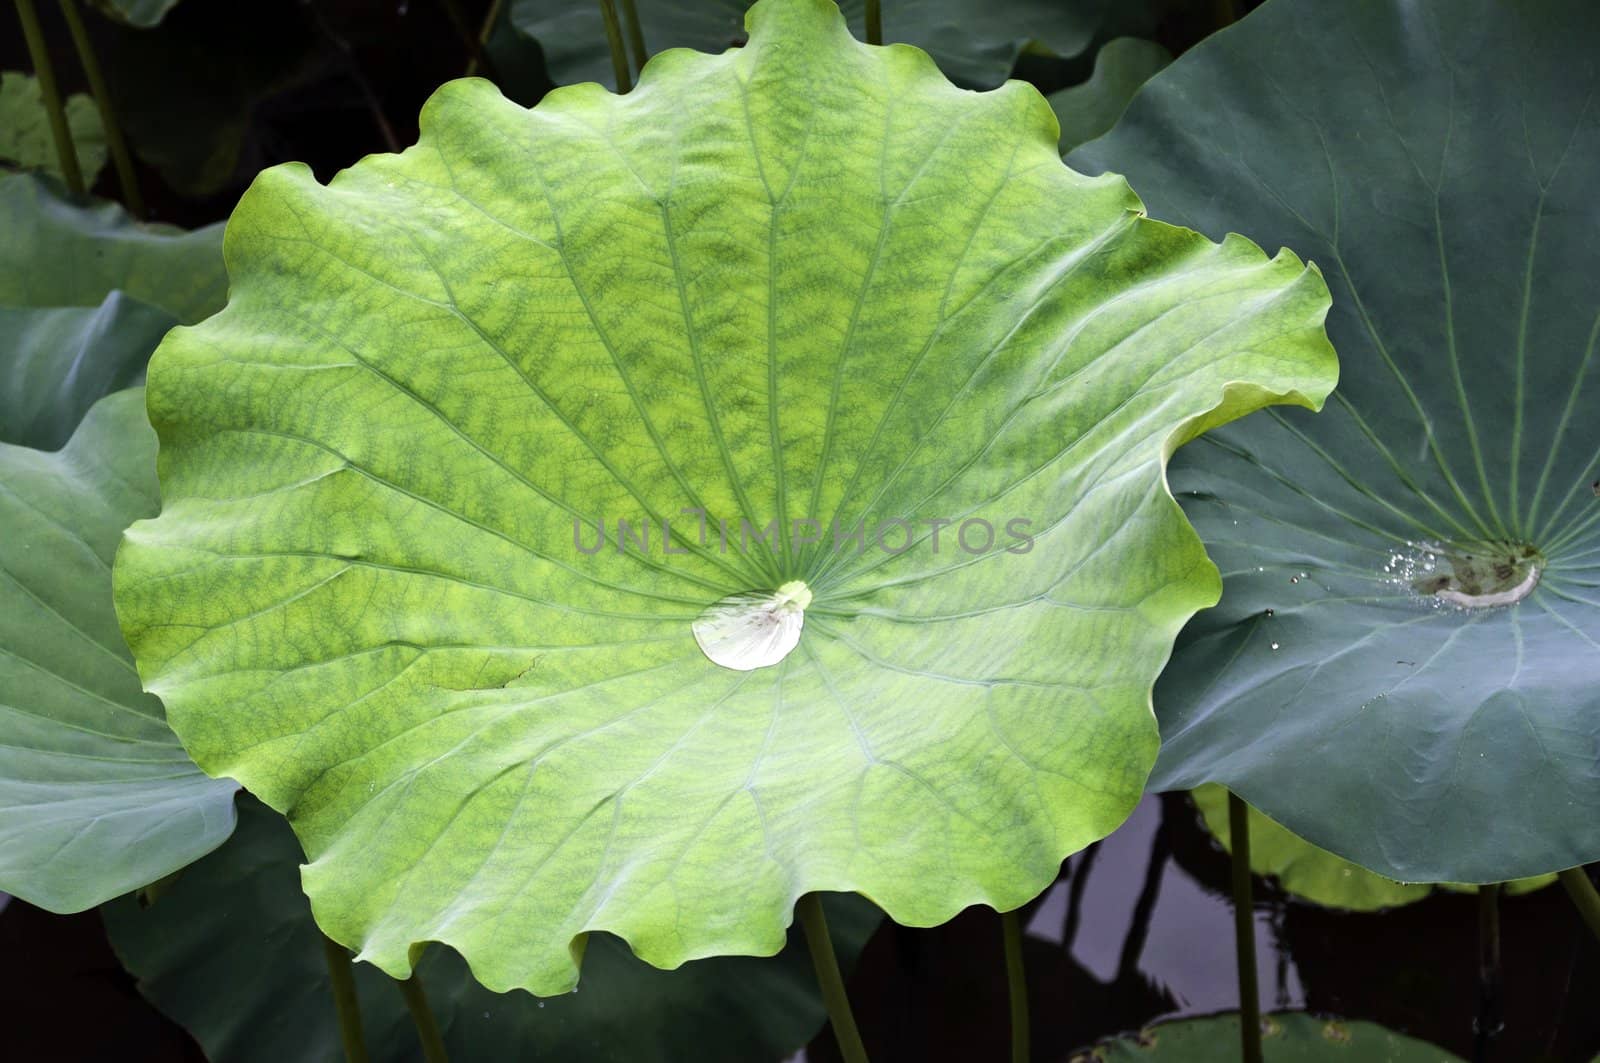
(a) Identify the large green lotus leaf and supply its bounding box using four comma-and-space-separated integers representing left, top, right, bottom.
104, 795, 880, 1063
1189, 785, 1553, 913
510, 0, 1111, 89
0, 71, 108, 186
0, 294, 178, 449
114, 0, 1336, 994
1077, 1012, 1463, 1062
0, 173, 226, 325
1047, 38, 1170, 154
0, 389, 237, 912
1070, 0, 1600, 882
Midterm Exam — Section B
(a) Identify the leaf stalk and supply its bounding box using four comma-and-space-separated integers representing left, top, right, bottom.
595, 0, 632, 93
1001, 908, 1030, 1063
397, 970, 449, 1063
1559, 865, 1600, 943
618, 0, 646, 75
56, 0, 143, 214
1228, 790, 1263, 1063
797, 893, 870, 1063
13, 0, 85, 197
320, 934, 370, 1063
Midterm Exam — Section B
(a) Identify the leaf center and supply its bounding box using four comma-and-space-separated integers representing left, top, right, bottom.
692, 580, 813, 671
1404, 541, 1543, 608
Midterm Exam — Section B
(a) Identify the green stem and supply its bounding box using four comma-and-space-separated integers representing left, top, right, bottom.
864, 0, 882, 45
320, 935, 370, 1063
595, 0, 632, 93
1001, 909, 1030, 1063
1559, 866, 1600, 942
438, 0, 498, 82
617, 0, 647, 75
13, 0, 84, 197
396, 972, 449, 1063
56, 0, 141, 214
797, 893, 869, 1063
1228, 790, 1263, 1063
1475, 883, 1503, 1062
464, 0, 502, 76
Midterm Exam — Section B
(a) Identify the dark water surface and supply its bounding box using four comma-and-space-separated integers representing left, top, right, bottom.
808, 793, 1600, 1062
5, 792, 1598, 1061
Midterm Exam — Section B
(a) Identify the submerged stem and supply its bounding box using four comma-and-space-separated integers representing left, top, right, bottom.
1559, 866, 1600, 943
595, 0, 632, 93
797, 893, 870, 1063
1228, 790, 1263, 1063
56, 0, 142, 214
864, 0, 882, 45
320, 935, 370, 1063
396, 971, 449, 1063
14, 0, 85, 197
465, 0, 502, 76
1475, 884, 1503, 1063
1001, 909, 1030, 1063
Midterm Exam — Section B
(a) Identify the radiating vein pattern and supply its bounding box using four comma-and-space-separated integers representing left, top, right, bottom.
115, 0, 1335, 993
1070, 0, 1600, 882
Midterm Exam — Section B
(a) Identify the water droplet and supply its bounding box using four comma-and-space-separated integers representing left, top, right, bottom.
537, 1001, 545, 1009
693, 581, 812, 670
1385, 540, 1541, 609
1270, 642, 1280, 651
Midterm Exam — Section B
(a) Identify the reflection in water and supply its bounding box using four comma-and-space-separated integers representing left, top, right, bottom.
807, 793, 1600, 1062
1025, 796, 1303, 1016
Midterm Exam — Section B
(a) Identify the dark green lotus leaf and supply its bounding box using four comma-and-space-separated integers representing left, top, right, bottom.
1190, 785, 1553, 912
0, 172, 226, 325
510, 0, 1112, 89
0, 294, 177, 449
1047, 38, 1169, 154
104, 795, 879, 1063
1078, 1012, 1463, 1062
114, 0, 1335, 993
92, 3, 322, 197
0, 71, 108, 185
0, 390, 237, 912
1071, 0, 1600, 883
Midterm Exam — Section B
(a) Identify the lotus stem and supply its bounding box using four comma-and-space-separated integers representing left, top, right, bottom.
797, 893, 870, 1063
396, 970, 449, 1063
618, 0, 646, 74
864, 0, 882, 44
1001, 908, 1030, 1063
595, 0, 632, 93
438, 0, 497, 82
1559, 866, 1600, 943
1228, 790, 1263, 1063
320, 934, 370, 1063
465, 0, 502, 76
56, 0, 142, 215
1475, 883, 1503, 1061
13, 0, 85, 198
